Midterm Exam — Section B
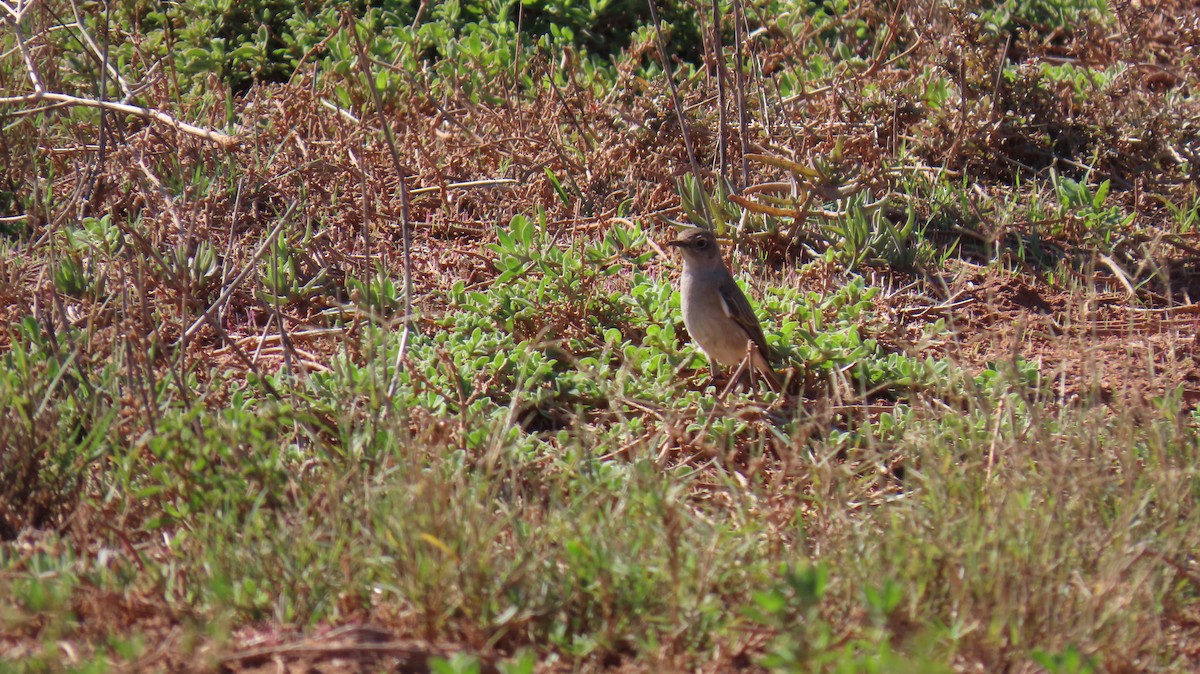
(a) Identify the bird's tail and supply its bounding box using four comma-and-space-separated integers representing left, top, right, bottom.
751, 350, 783, 393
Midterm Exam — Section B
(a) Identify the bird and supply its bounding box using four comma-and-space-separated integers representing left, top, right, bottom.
666, 227, 782, 392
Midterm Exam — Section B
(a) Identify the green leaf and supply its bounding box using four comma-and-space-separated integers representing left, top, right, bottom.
544, 168, 570, 208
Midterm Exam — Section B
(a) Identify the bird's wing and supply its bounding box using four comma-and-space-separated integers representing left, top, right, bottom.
717, 277, 774, 362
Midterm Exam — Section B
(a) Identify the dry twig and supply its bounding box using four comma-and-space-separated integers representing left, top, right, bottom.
0, 0, 239, 148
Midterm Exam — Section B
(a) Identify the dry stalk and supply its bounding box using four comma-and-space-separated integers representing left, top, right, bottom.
1, 1, 237, 148
178, 204, 296, 345
343, 8, 414, 407
0, 91, 240, 148
645, 0, 712, 224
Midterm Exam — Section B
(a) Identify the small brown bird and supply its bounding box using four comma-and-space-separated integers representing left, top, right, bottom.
666, 228, 781, 391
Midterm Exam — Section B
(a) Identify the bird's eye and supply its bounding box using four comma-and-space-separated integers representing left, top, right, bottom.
694, 237, 708, 249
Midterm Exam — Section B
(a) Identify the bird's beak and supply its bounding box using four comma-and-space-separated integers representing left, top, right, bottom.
664, 240, 683, 248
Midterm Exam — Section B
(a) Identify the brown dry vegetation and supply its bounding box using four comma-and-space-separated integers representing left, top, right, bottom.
2, 0, 1200, 672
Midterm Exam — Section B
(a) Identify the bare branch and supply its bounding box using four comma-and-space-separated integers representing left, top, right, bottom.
0, 91, 239, 148
4, 1, 45, 94
69, 0, 132, 99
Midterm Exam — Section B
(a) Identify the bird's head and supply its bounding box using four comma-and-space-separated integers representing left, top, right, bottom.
665, 227, 723, 268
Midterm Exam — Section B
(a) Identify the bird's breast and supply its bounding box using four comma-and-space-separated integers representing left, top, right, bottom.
679, 270, 751, 368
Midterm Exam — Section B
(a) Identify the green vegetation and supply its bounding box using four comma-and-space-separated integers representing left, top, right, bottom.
2, 0, 1199, 671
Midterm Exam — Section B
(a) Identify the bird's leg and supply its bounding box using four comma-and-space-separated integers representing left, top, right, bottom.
720, 356, 750, 399
719, 343, 760, 399
703, 359, 721, 390
743, 341, 759, 389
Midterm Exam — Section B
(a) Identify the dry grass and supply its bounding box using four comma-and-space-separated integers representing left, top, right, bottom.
2, 0, 1200, 671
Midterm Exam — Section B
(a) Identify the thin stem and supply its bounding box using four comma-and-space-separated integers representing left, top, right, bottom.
0, 91, 239, 148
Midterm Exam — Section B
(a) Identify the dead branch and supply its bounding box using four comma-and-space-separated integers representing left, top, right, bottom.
0, 0, 238, 149
0, 91, 240, 149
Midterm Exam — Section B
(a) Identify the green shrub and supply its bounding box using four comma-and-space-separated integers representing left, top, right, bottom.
102, 0, 706, 93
